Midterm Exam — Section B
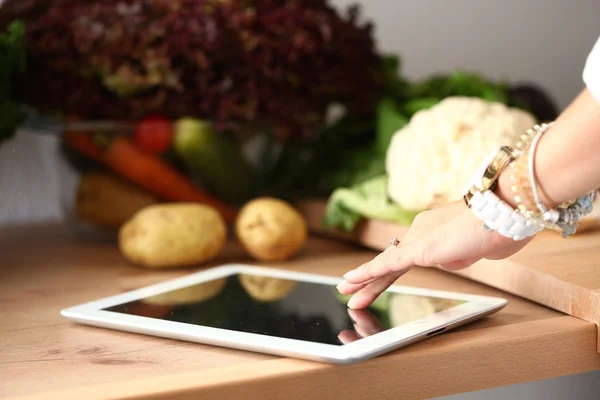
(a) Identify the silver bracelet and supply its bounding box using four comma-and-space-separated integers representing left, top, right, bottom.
528, 122, 595, 237
528, 123, 553, 214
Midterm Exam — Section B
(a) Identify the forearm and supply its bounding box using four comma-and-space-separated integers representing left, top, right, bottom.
497, 88, 600, 208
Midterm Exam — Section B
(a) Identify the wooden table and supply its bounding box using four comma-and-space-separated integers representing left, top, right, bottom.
2, 223, 600, 400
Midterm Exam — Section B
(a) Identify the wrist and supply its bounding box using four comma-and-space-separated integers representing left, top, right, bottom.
463, 146, 545, 242
495, 159, 558, 210
495, 170, 518, 208
495, 123, 562, 212
533, 90, 600, 206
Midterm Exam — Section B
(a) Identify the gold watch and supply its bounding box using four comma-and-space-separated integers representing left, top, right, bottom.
463, 146, 516, 207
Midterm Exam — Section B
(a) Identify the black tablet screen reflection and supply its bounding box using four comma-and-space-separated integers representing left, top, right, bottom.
104, 274, 464, 346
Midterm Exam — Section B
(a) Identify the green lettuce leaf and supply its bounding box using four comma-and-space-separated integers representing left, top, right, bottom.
328, 95, 410, 190
375, 97, 408, 153
323, 175, 420, 232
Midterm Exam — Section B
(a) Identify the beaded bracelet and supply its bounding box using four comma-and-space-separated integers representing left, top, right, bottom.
506, 127, 539, 218
505, 122, 595, 237
527, 123, 596, 238
508, 155, 538, 218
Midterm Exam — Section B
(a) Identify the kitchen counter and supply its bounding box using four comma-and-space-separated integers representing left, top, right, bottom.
2, 223, 600, 400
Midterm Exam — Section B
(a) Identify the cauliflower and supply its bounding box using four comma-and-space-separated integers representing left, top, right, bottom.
386, 97, 536, 211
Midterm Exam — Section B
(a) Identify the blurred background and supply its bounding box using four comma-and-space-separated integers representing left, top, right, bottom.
1, 0, 598, 226
1, 1, 600, 398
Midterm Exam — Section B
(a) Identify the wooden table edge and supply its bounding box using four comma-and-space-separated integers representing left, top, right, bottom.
9, 316, 600, 400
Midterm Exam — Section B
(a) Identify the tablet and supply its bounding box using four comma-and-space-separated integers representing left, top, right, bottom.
60, 264, 507, 364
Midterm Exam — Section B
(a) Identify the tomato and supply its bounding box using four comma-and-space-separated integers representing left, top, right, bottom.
134, 115, 173, 154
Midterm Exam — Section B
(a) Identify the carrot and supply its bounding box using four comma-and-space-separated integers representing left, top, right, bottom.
64, 132, 237, 223
63, 131, 104, 161
103, 137, 238, 223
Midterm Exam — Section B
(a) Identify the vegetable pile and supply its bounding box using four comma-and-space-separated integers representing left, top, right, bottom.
63, 119, 239, 223
322, 58, 558, 231
0, 1, 562, 241
0, 0, 381, 139
387, 96, 536, 211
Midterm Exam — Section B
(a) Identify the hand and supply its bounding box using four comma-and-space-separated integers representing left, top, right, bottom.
337, 201, 532, 309
338, 308, 385, 344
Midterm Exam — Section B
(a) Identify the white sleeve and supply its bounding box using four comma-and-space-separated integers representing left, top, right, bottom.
583, 35, 600, 102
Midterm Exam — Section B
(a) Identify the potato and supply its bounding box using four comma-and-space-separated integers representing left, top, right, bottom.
76, 172, 157, 230
142, 278, 227, 305
238, 275, 297, 302
118, 203, 227, 268
123, 302, 173, 319
235, 197, 307, 261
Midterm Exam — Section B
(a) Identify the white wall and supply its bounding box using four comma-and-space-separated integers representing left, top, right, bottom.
0, 131, 61, 225
334, 0, 599, 111
1, 1, 599, 397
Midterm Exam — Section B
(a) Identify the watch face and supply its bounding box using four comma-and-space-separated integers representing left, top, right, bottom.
462, 147, 503, 195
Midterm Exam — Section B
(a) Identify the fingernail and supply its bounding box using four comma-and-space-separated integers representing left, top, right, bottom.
347, 295, 358, 309
343, 270, 357, 280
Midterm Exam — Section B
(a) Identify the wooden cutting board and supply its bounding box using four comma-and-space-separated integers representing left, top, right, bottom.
297, 199, 600, 351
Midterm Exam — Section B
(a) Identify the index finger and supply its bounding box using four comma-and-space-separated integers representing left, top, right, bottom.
348, 308, 385, 335
343, 244, 413, 284
338, 330, 361, 344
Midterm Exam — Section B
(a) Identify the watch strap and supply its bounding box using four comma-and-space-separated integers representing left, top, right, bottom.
470, 190, 543, 241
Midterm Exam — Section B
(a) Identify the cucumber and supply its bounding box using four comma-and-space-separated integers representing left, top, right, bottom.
173, 118, 254, 204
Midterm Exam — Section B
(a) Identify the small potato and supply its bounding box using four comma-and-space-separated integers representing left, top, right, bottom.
238, 275, 297, 302
76, 172, 157, 230
235, 197, 307, 261
119, 203, 227, 268
142, 278, 227, 305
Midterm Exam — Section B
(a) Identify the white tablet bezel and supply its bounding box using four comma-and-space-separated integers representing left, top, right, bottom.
60, 264, 507, 364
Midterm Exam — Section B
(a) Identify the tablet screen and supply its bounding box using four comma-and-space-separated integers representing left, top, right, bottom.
104, 274, 465, 345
